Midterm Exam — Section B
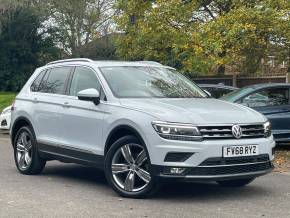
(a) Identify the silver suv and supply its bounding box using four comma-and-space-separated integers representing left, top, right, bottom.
11, 58, 275, 198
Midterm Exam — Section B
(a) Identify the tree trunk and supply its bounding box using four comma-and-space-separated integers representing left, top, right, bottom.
217, 64, 225, 75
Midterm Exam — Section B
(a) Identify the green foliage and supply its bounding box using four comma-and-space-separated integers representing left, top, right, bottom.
115, 0, 290, 75
0, 92, 16, 111
0, 1, 61, 92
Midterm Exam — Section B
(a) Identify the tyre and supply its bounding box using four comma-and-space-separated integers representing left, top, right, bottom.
217, 178, 255, 187
13, 126, 46, 175
105, 135, 158, 198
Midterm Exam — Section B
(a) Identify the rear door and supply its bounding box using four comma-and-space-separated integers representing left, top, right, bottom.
31, 66, 73, 144
241, 87, 290, 139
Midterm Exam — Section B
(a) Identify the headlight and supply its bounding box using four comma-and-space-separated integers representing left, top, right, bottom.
152, 121, 202, 141
264, 121, 271, 137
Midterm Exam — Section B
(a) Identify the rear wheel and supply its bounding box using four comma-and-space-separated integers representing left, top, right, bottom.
14, 126, 46, 175
105, 135, 158, 198
217, 178, 255, 187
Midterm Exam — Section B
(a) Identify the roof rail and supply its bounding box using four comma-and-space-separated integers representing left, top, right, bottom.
136, 61, 163, 66
46, 58, 94, 66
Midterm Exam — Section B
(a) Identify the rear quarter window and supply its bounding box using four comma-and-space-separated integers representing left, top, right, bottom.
30, 70, 46, 92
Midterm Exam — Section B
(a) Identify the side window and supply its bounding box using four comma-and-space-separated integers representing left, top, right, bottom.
218, 88, 234, 98
242, 88, 289, 107
39, 67, 71, 94
69, 67, 101, 97
30, 70, 46, 92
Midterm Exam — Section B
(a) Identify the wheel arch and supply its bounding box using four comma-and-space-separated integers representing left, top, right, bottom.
104, 125, 146, 155
11, 116, 35, 147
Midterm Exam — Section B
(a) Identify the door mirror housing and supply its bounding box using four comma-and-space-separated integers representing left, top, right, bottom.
77, 88, 100, 105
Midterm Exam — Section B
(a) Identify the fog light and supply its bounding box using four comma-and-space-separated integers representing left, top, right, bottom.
170, 167, 186, 174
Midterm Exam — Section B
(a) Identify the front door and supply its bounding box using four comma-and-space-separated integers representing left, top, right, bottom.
59, 66, 106, 155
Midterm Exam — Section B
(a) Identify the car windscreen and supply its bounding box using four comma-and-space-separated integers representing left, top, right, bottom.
100, 66, 207, 98
220, 87, 254, 102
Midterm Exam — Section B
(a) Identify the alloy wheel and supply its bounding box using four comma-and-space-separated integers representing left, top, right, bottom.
111, 143, 151, 192
16, 131, 33, 170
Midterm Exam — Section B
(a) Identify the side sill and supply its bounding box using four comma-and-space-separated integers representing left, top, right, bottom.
37, 142, 104, 169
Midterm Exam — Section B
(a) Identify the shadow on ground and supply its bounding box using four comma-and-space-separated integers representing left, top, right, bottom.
41, 162, 273, 201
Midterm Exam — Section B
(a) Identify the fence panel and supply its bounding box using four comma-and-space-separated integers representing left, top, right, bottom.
192, 74, 288, 88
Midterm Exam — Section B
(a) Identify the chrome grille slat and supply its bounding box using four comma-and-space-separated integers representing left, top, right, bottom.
198, 124, 265, 140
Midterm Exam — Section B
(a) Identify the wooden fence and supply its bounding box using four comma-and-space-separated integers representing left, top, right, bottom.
191, 73, 290, 88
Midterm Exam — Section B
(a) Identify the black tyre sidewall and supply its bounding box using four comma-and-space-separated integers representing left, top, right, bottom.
13, 126, 45, 175
105, 135, 158, 198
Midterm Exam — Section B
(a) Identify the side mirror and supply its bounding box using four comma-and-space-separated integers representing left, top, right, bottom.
77, 88, 100, 105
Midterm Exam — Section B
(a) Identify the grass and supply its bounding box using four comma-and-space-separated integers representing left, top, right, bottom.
0, 92, 17, 111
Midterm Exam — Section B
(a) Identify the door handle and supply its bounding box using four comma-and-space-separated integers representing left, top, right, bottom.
63, 102, 70, 107
32, 97, 38, 103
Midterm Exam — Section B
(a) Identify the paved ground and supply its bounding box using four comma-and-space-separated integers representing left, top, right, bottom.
0, 134, 290, 218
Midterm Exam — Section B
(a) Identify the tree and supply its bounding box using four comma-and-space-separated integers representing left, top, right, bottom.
47, 0, 116, 57
115, 0, 290, 75
78, 33, 120, 60
0, 1, 61, 91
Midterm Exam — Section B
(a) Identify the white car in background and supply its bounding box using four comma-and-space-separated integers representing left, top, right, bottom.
0, 105, 12, 130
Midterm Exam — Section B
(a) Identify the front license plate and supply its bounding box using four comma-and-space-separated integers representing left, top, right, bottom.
223, 145, 259, 157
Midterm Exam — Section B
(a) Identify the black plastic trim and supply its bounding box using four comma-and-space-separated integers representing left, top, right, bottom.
38, 141, 104, 169
150, 162, 273, 181
164, 152, 194, 162
11, 116, 35, 147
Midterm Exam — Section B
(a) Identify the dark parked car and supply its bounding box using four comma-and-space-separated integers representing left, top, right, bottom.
220, 83, 290, 143
199, 84, 238, 98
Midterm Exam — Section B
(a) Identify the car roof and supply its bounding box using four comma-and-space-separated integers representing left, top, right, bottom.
45, 58, 174, 69
243, 83, 290, 89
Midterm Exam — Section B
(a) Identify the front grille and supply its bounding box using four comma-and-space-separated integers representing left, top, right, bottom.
188, 162, 272, 176
198, 124, 265, 140
200, 154, 270, 166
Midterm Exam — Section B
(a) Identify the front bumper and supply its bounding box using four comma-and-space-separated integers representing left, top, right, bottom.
145, 130, 275, 180
151, 159, 273, 181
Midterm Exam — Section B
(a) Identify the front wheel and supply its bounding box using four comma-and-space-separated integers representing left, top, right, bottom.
105, 135, 158, 198
217, 178, 255, 187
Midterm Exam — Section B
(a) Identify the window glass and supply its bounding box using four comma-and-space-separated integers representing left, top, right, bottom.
203, 87, 232, 98
215, 88, 233, 98
39, 67, 71, 94
30, 70, 46, 92
69, 67, 101, 96
101, 66, 207, 98
220, 87, 254, 101
242, 88, 289, 107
